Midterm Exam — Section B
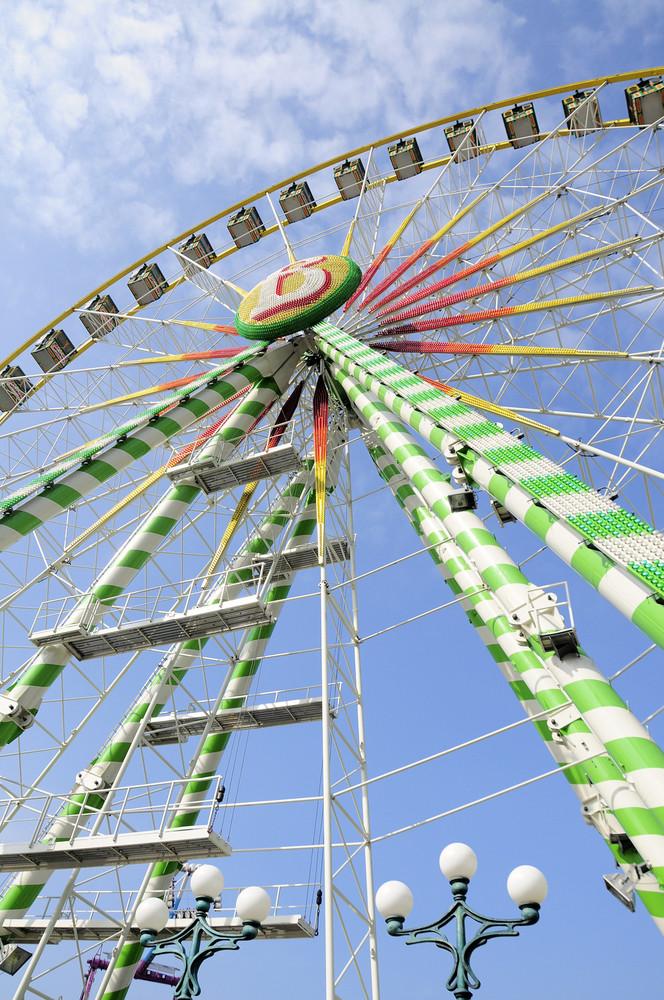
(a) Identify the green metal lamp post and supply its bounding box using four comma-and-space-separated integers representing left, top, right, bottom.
375, 843, 547, 1000
135, 864, 271, 1000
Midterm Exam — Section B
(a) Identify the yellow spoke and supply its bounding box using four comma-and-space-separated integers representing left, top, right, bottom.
63, 467, 167, 557
201, 481, 258, 590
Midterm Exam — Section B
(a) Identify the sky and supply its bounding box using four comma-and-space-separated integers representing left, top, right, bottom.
1, 2, 664, 999
1, 0, 663, 330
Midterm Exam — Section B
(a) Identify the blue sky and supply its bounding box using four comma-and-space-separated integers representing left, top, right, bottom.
2, 3, 664, 999
1, 0, 663, 331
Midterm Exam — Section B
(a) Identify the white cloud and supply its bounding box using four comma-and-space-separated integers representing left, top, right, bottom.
0, 0, 532, 250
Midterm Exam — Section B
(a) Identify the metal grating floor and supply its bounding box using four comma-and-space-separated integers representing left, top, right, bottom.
0, 827, 231, 873
2, 914, 315, 943
145, 696, 333, 746
252, 536, 350, 580
31, 596, 272, 660
168, 443, 302, 493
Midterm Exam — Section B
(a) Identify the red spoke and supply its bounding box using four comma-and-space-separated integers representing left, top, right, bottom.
377, 340, 494, 354
313, 376, 329, 546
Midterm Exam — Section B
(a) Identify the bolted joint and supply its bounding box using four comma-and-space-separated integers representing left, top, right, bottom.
76, 767, 110, 792
451, 465, 468, 487
517, 902, 540, 925
0, 693, 34, 731
241, 920, 260, 940
449, 877, 470, 900
442, 435, 464, 467
385, 916, 405, 935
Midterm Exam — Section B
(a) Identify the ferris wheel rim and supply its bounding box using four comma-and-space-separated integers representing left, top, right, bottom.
4, 65, 664, 380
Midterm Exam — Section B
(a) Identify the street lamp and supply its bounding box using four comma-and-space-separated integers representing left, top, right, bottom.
136, 864, 271, 1000
375, 843, 547, 1000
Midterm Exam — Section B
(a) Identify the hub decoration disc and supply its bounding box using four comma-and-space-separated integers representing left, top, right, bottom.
235, 254, 362, 340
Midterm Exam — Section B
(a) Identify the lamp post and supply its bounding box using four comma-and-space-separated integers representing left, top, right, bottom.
135, 864, 271, 1000
375, 843, 547, 1000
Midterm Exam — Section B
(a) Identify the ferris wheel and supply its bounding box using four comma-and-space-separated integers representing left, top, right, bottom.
0, 69, 664, 1000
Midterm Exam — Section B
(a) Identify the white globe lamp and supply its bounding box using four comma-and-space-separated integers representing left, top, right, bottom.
236, 886, 272, 924
507, 865, 548, 907
135, 896, 170, 934
438, 843, 478, 882
375, 880, 413, 933
190, 864, 225, 901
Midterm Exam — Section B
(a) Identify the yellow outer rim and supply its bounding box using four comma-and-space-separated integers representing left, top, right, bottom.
4, 68, 662, 376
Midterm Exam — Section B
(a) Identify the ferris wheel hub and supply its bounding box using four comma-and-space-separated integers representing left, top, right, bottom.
235, 254, 362, 341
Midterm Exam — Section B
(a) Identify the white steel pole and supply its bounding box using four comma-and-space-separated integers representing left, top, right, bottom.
316, 373, 335, 1000
344, 437, 381, 1000
320, 553, 336, 1000
12, 866, 80, 1000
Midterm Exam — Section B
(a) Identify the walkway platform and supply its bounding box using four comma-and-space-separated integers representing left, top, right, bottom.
252, 537, 350, 580
168, 443, 302, 493
30, 595, 272, 660
2, 914, 315, 943
145, 695, 331, 746
0, 827, 230, 873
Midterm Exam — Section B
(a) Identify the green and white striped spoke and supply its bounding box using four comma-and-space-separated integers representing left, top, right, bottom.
0, 351, 301, 746
178, 344, 303, 472
352, 415, 664, 926
456, 448, 664, 644
0, 479, 200, 747
0, 338, 267, 519
328, 360, 556, 625
0, 444, 331, 932
364, 435, 571, 741
98, 443, 345, 1000
316, 323, 664, 650
0, 340, 302, 556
